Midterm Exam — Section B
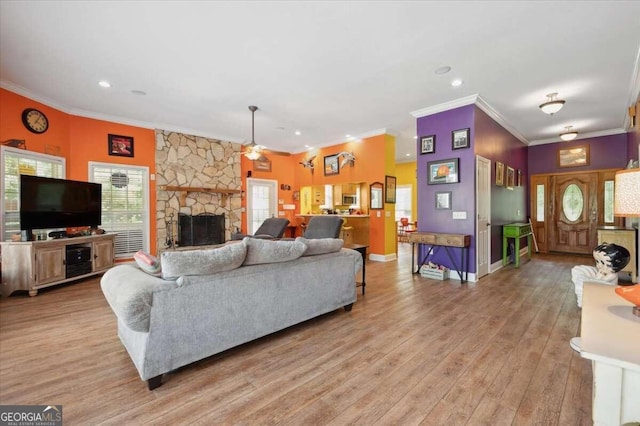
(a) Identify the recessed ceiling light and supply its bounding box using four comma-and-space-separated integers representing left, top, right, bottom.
131, 89, 146, 96
413, 135, 418, 139
98, 81, 111, 88
345, 134, 351, 138
295, 130, 301, 136
434, 66, 452, 75
451, 79, 463, 87
406, 153, 411, 157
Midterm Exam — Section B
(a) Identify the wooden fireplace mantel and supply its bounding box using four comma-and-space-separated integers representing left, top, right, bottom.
160, 185, 242, 206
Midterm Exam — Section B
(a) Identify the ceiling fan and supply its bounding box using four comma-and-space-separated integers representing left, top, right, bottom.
243, 105, 291, 160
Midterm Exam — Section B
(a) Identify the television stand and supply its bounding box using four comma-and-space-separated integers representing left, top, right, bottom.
0, 234, 115, 297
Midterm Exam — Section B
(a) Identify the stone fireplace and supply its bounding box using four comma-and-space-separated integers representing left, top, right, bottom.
155, 130, 241, 251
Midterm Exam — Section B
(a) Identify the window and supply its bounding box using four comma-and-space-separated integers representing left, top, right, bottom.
395, 185, 413, 221
246, 179, 278, 234
1, 147, 65, 241
89, 163, 149, 258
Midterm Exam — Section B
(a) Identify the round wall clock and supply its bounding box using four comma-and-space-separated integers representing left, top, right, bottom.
21, 108, 49, 134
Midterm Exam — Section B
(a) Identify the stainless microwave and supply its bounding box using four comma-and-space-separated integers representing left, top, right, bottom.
342, 194, 357, 205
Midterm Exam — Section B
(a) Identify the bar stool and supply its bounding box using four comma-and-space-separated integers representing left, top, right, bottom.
341, 218, 354, 245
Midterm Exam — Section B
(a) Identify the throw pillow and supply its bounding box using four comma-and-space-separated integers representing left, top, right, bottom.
296, 237, 343, 256
242, 237, 307, 265
161, 242, 247, 280
133, 250, 162, 276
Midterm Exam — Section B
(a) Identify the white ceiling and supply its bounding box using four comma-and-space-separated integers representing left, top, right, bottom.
1, 1, 639, 163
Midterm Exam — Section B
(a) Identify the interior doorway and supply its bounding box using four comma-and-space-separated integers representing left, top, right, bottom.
476, 155, 490, 278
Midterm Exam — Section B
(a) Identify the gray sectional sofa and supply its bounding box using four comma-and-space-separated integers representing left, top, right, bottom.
101, 237, 362, 389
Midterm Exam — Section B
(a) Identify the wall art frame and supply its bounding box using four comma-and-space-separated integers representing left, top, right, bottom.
420, 135, 436, 154
324, 154, 340, 176
254, 158, 272, 172
427, 158, 459, 185
495, 161, 504, 186
506, 166, 515, 190
385, 175, 397, 203
452, 128, 470, 150
558, 144, 590, 167
108, 134, 134, 157
435, 191, 452, 209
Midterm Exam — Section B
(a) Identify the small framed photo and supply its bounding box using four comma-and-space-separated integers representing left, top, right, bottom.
108, 134, 134, 157
324, 154, 340, 176
427, 158, 459, 185
385, 175, 397, 204
435, 191, 452, 210
452, 128, 470, 150
254, 157, 271, 172
495, 161, 504, 186
420, 135, 436, 154
506, 166, 515, 190
558, 145, 590, 167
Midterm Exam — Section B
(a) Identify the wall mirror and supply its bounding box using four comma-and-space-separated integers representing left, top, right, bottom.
370, 182, 383, 210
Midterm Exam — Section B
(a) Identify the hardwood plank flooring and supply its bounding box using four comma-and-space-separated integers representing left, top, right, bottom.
0, 246, 594, 425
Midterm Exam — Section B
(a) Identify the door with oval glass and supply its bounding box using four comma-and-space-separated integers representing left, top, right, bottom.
548, 174, 598, 254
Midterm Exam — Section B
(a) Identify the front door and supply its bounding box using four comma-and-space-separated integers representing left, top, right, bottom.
548, 173, 598, 254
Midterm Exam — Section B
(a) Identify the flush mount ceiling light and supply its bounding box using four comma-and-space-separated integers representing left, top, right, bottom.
539, 92, 565, 115
559, 125, 578, 141
98, 80, 111, 88
451, 79, 463, 87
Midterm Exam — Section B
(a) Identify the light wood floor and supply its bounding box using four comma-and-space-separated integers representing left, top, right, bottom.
0, 246, 594, 425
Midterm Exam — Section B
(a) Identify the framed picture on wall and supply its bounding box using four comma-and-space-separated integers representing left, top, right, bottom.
254, 158, 271, 172
420, 135, 436, 154
435, 191, 452, 209
496, 161, 504, 186
452, 128, 470, 150
506, 166, 515, 190
558, 145, 590, 167
385, 175, 397, 203
324, 154, 340, 176
108, 134, 134, 157
427, 158, 459, 184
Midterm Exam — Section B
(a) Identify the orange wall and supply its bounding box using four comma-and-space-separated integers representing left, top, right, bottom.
3, 88, 395, 257
1, 88, 157, 254
0, 89, 71, 157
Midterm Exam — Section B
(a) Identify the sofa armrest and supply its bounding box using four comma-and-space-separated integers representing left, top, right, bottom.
100, 264, 178, 332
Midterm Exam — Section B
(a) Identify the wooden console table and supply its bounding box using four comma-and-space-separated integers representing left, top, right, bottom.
502, 222, 532, 268
580, 282, 640, 425
408, 232, 471, 283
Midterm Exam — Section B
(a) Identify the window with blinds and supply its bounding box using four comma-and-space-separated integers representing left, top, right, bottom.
89, 163, 149, 258
1, 147, 65, 241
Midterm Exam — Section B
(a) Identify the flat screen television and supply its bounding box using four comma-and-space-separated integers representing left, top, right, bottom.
20, 175, 102, 230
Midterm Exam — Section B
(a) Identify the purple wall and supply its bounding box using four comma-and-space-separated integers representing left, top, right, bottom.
528, 133, 628, 175
416, 104, 476, 273
474, 107, 528, 264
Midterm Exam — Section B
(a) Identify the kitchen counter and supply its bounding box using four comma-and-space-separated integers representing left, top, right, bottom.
295, 214, 370, 218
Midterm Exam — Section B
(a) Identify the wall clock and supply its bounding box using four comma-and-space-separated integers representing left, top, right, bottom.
21, 108, 49, 134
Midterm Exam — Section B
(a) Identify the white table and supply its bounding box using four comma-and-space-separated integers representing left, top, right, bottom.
580, 282, 640, 426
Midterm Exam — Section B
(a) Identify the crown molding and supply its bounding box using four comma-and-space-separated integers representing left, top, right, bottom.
410, 94, 478, 118
528, 127, 627, 146
1, 80, 71, 114
411, 93, 529, 145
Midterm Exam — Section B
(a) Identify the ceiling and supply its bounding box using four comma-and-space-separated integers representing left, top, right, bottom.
1, 1, 639, 163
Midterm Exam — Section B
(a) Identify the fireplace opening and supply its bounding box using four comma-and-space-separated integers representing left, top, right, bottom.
178, 213, 225, 247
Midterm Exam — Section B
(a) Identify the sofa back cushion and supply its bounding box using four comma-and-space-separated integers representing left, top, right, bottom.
242, 237, 308, 265
161, 242, 247, 280
296, 237, 343, 256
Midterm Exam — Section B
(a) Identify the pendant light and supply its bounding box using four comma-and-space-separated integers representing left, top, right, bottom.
559, 125, 578, 141
243, 105, 263, 160
539, 93, 566, 115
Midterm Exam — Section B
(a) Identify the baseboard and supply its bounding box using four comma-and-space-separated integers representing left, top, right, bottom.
490, 247, 530, 273
369, 252, 397, 262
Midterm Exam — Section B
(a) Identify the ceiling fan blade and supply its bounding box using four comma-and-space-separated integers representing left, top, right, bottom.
263, 148, 290, 156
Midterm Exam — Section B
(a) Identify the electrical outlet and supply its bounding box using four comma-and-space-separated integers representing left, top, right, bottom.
385, 211, 391, 217
377, 211, 381, 217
